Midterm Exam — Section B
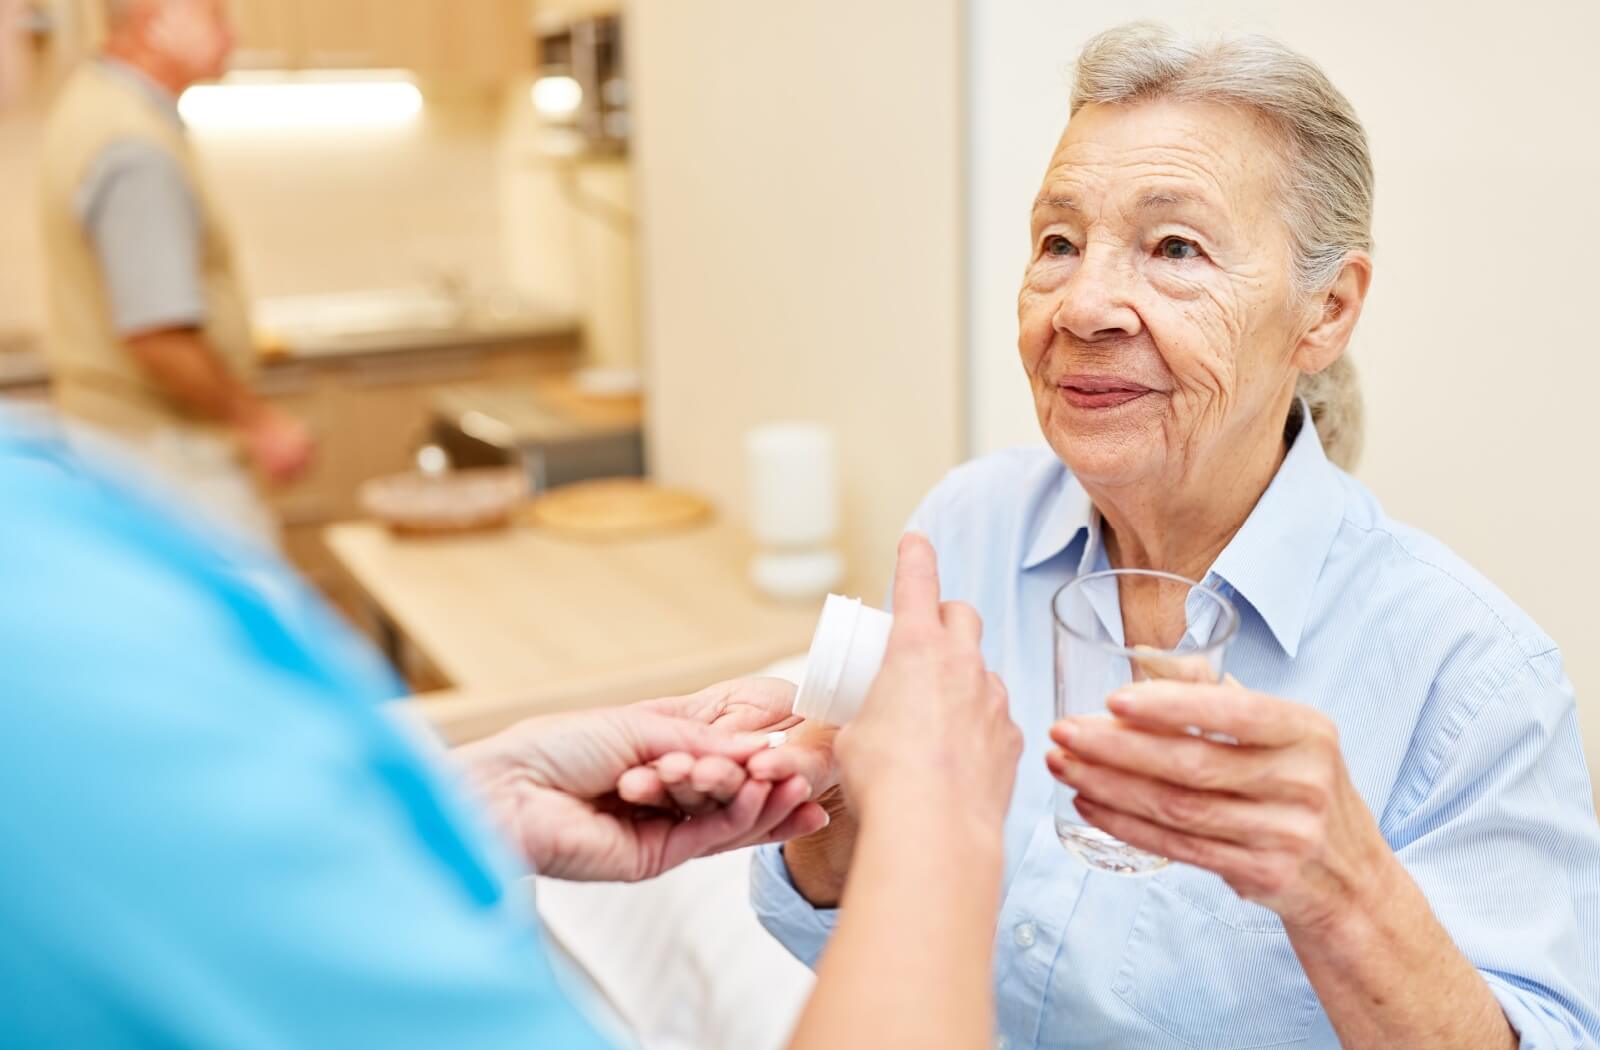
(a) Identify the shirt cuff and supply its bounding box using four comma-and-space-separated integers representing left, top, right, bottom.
1481, 971, 1590, 1049
748, 843, 840, 970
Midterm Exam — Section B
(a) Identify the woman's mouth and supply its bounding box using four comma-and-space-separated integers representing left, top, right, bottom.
1057, 376, 1154, 410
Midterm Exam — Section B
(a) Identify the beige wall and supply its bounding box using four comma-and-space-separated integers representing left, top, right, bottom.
629, 0, 966, 602
194, 100, 514, 301
966, 3, 1600, 780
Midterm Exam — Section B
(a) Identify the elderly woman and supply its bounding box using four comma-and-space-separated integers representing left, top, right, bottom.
754, 23, 1600, 1050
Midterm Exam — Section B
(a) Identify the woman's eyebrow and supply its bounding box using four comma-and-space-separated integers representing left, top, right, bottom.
1033, 196, 1079, 213
1135, 190, 1214, 212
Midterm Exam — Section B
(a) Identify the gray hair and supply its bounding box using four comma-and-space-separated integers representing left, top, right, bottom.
1070, 22, 1372, 470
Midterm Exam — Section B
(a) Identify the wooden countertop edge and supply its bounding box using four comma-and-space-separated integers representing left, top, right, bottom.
264, 318, 581, 363
402, 636, 811, 745
0, 320, 583, 390
321, 523, 499, 690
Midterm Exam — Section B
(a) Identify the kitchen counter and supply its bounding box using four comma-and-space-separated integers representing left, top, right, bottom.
325, 517, 822, 742
259, 307, 581, 362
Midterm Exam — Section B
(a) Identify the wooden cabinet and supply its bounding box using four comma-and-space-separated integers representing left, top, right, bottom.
258, 338, 579, 608
253, 360, 344, 526
230, 0, 299, 69
335, 349, 490, 489
261, 341, 577, 524
229, 0, 529, 85
533, 0, 620, 21
295, 0, 384, 69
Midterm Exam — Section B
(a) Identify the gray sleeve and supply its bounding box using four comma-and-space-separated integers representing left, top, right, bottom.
75, 140, 207, 336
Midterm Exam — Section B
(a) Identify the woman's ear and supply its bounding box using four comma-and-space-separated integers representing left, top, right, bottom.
1294, 252, 1372, 375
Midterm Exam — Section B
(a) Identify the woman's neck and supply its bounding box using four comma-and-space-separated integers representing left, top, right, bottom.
1089, 406, 1292, 585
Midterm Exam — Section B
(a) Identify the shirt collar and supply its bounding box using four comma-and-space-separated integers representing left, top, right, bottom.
1204, 406, 1346, 658
1020, 464, 1097, 572
1019, 401, 1347, 658
97, 57, 185, 129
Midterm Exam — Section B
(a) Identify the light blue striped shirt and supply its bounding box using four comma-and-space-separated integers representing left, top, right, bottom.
753, 413, 1600, 1049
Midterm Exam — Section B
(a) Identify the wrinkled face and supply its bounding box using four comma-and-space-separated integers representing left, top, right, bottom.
1018, 99, 1312, 490
147, 0, 235, 82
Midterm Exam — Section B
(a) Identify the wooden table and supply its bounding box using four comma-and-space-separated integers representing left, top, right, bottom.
324, 518, 822, 742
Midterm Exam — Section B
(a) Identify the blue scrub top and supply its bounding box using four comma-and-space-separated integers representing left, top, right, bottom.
0, 410, 614, 1048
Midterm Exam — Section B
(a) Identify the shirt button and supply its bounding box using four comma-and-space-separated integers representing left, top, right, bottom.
996, 1037, 1010, 1050
1013, 922, 1037, 948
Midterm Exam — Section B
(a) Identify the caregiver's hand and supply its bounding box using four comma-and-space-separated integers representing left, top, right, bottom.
782, 534, 1021, 1050
1047, 679, 1391, 932
615, 678, 837, 827
456, 704, 820, 883
835, 533, 1021, 827
784, 533, 1022, 907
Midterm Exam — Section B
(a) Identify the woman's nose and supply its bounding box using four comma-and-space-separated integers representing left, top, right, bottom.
1051, 251, 1142, 343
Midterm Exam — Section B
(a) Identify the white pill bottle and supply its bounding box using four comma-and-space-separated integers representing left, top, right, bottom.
791, 595, 894, 725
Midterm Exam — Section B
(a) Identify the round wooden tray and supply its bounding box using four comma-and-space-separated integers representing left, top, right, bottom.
360, 467, 529, 536
523, 478, 713, 539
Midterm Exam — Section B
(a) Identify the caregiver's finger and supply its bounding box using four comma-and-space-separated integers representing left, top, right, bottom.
761, 799, 830, 844
658, 780, 771, 871
940, 600, 982, 647
690, 755, 748, 805
658, 751, 716, 815
617, 766, 671, 809
729, 775, 815, 850
890, 532, 942, 628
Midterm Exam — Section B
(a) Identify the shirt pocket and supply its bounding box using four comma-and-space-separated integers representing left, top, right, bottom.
1112, 867, 1319, 1049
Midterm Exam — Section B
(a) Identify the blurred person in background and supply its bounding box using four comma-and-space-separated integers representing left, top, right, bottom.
2, 13, 1023, 1048
37, 0, 312, 545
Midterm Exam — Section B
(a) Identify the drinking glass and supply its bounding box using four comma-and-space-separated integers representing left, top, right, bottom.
1052, 569, 1239, 875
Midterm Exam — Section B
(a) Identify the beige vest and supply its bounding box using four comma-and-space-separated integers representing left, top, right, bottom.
39, 62, 255, 437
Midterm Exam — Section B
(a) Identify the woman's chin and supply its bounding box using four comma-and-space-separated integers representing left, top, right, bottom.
1043, 428, 1162, 489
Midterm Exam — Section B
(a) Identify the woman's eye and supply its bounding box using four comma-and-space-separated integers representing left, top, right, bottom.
1043, 234, 1076, 257
1157, 236, 1203, 260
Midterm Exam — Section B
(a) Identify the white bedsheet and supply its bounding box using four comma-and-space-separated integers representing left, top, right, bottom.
533, 656, 816, 1050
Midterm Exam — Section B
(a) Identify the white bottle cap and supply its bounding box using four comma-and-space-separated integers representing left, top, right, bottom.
792, 594, 893, 725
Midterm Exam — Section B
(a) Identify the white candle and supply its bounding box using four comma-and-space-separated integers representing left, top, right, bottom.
745, 422, 838, 549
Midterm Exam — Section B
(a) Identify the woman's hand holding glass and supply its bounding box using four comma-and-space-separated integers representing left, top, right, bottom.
1047, 679, 1394, 932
